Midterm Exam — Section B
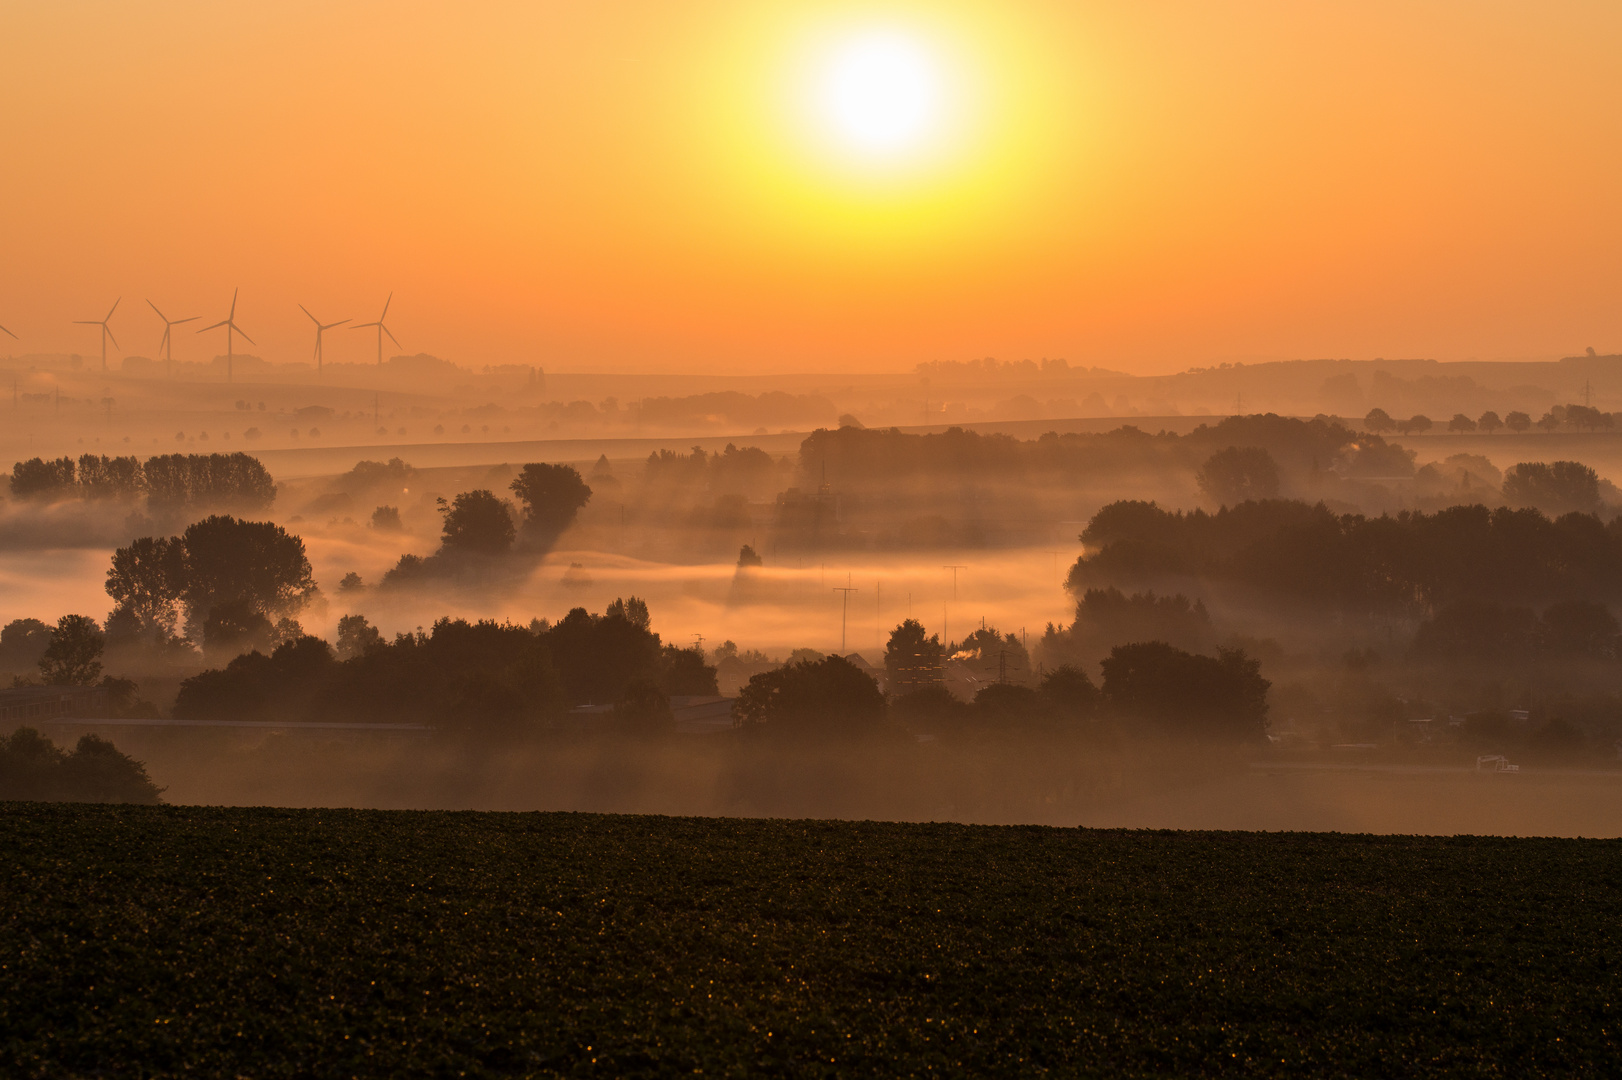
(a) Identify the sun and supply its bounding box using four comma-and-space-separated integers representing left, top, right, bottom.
812, 29, 945, 161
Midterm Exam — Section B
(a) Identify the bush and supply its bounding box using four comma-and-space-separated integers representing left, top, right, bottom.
0, 728, 162, 803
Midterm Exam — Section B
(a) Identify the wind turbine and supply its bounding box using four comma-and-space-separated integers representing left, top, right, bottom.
74, 298, 120, 371
0, 323, 15, 341
147, 300, 199, 378
298, 304, 349, 377
197, 288, 254, 383
353, 293, 399, 366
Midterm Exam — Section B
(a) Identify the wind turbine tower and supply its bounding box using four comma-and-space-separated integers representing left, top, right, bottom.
298, 305, 349, 377
74, 299, 120, 371
353, 293, 399, 366
147, 300, 199, 378
198, 288, 255, 383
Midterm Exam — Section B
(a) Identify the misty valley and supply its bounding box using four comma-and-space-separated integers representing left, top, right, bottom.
7, 392, 1622, 835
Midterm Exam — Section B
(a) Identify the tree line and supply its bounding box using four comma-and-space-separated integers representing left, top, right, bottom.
9, 452, 276, 510
1072, 498, 1622, 616
1366, 403, 1618, 436
173, 599, 717, 736
736, 626, 1268, 743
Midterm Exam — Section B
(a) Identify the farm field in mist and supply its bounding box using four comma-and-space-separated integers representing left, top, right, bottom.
27, 725, 1621, 838
3, 804, 1617, 1078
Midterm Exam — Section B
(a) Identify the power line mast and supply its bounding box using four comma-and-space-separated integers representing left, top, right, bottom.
832, 575, 858, 653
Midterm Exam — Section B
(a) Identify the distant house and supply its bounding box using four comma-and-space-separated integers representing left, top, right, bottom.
0, 686, 109, 726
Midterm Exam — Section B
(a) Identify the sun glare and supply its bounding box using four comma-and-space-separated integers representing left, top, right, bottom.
815, 30, 943, 158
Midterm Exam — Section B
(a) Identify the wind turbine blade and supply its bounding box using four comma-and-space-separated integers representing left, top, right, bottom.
105, 326, 120, 349
106, 297, 120, 320
323, 319, 350, 329
299, 303, 318, 324
229, 287, 238, 318
159, 327, 170, 350
352, 321, 380, 329
74, 320, 99, 325
382, 325, 401, 348
232, 324, 256, 346
199, 320, 228, 332
380, 292, 392, 320
147, 299, 167, 322
0, 324, 16, 339
174, 316, 199, 325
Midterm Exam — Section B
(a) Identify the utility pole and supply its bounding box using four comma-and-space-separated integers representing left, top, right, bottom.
942, 565, 966, 601
833, 577, 858, 654
1044, 550, 1064, 584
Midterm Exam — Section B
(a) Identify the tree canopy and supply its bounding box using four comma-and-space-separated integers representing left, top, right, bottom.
106, 516, 317, 644
733, 655, 885, 737
509, 463, 592, 544
1100, 643, 1269, 741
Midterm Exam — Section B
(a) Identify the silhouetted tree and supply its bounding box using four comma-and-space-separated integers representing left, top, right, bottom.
335, 614, 384, 660
0, 728, 162, 804
1196, 446, 1280, 505
1505, 410, 1532, 433
509, 463, 591, 547
733, 655, 885, 737
39, 615, 104, 686
201, 599, 276, 660
177, 516, 318, 640
950, 625, 1031, 686
0, 619, 52, 675
1503, 461, 1602, 516
1100, 642, 1269, 741
885, 619, 944, 694
1536, 411, 1560, 433
1478, 411, 1503, 435
604, 596, 651, 630
438, 490, 516, 555
8, 456, 77, 499
1363, 408, 1395, 434
1448, 413, 1477, 434
76, 454, 144, 498
142, 452, 275, 511
1401, 415, 1433, 436
737, 544, 763, 568
1038, 665, 1100, 722
104, 535, 187, 642
545, 601, 666, 704
659, 645, 721, 695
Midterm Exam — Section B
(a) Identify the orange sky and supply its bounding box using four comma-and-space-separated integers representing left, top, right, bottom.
2, 1, 1621, 375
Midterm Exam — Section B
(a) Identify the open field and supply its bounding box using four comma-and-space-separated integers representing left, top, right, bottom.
2, 804, 1619, 1077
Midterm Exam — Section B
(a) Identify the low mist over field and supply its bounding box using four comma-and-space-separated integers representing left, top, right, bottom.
8, 351, 1622, 836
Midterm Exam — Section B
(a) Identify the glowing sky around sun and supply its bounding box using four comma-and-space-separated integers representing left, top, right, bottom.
3, 1, 1622, 374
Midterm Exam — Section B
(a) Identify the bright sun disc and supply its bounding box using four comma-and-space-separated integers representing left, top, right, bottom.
816, 30, 942, 158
